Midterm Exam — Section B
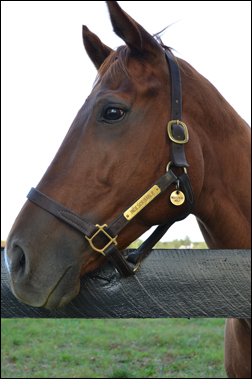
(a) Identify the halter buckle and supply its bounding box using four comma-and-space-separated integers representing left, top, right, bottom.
85, 224, 118, 256
167, 120, 189, 144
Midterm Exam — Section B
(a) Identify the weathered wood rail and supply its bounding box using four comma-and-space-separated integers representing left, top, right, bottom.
1, 248, 251, 318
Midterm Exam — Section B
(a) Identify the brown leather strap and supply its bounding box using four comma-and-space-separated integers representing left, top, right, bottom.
27, 188, 98, 238
126, 222, 173, 265
27, 170, 178, 243
106, 170, 177, 237
104, 244, 135, 277
165, 51, 189, 168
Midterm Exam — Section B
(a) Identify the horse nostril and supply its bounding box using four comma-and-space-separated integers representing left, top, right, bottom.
9, 243, 27, 275
19, 251, 26, 269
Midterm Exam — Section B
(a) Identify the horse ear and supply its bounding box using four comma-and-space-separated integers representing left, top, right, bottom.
106, 1, 162, 58
82, 25, 113, 70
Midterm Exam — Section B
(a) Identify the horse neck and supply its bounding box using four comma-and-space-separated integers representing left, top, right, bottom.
181, 62, 251, 249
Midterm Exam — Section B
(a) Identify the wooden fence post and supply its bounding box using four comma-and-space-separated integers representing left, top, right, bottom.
1, 248, 251, 318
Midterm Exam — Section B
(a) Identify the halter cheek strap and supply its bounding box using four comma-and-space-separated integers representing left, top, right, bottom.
26, 50, 195, 277
165, 52, 189, 168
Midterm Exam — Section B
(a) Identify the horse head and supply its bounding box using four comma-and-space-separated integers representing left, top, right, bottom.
5, 1, 250, 311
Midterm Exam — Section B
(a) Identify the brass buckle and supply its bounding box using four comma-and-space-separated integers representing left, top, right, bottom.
85, 224, 118, 256
167, 120, 189, 144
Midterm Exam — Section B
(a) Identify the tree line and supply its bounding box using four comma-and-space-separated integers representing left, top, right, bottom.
129, 235, 207, 249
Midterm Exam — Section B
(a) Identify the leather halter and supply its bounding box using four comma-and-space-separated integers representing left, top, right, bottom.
27, 50, 195, 277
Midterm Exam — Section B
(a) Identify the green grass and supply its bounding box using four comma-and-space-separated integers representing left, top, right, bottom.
1, 318, 226, 378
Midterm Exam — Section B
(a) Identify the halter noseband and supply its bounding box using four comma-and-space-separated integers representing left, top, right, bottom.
27, 51, 195, 277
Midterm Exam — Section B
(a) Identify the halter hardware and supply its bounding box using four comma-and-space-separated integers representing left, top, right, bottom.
166, 161, 187, 173
85, 224, 118, 256
167, 120, 189, 144
123, 185, 161, 220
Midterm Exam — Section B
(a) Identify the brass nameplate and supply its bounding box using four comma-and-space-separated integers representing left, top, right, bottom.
124, 185, 161, 220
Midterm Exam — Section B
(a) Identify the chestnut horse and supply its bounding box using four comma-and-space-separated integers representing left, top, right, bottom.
5, 2, 250, 377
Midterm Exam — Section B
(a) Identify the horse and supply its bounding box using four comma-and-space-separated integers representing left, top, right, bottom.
4, 2, 251, 377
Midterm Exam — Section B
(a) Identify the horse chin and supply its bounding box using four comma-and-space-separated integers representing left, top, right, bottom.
41, 266, 81, 310
43, 277, 81, 310
7, 258, 81, 310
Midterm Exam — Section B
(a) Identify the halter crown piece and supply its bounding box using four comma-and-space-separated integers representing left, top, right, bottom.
27, 51, 195, 277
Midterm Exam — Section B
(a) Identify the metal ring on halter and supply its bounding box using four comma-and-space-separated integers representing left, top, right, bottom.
133, 259, 140, 272
176, 179, 180, 193
166, 161, 187, 173
125, 255, 141, 272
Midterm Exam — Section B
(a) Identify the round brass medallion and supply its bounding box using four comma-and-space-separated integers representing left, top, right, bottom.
170, 190, 185, 206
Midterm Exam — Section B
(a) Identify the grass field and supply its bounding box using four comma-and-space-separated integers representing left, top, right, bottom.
1, 318, 226, 378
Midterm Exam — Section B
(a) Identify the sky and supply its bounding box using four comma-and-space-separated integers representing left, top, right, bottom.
1, 1, 251, 242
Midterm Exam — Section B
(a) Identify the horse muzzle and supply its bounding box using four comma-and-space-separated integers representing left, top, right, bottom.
4, 207, 87, 309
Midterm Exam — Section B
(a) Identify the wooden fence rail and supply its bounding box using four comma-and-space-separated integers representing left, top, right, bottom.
1, 248, 251, 319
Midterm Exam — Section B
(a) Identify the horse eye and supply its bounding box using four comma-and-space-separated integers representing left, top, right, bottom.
104, 108, 125, 121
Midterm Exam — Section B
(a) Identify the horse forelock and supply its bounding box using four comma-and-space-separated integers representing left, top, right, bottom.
93, 34, 173, 89
93, 46, 130, 88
